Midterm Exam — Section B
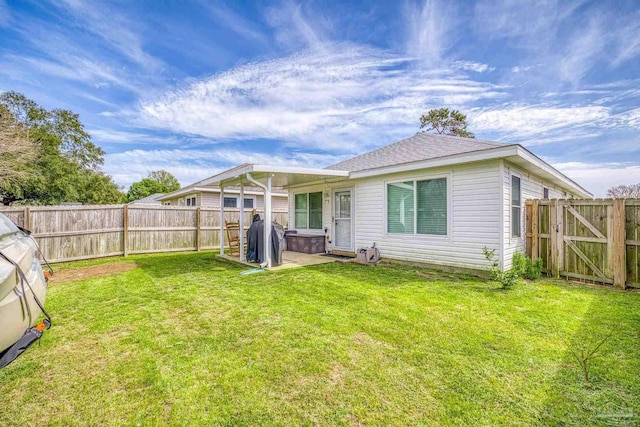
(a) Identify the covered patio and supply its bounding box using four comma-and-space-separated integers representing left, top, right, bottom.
199, 163, 349, 268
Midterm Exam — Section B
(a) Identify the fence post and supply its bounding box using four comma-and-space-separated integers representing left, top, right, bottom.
550, 199, 558, 277
556, 200, 564, 277
612, 199, 626, 289
196, 207, 202, 252
531, 200, 539, 260
24, 206, 30, 230
123, 205, 129, 257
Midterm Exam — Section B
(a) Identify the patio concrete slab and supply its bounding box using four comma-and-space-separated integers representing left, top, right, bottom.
217, 251, 339, 271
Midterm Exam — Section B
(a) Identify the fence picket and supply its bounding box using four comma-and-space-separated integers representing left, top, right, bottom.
527, 198, 632, 289
0, 205, 288, 263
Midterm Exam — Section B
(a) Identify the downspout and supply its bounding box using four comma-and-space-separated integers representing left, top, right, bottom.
220, 184, 225, 256
246, 173, 272, 268
499, 160, 505, 271
239, 183, 245, 261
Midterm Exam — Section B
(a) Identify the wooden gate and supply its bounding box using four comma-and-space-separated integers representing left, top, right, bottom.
526, 199, 631, 289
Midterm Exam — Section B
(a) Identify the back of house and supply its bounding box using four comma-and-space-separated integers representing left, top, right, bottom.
287, 133, 590, 272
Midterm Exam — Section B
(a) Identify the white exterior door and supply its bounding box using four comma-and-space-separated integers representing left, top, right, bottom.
334, 190, 353, 250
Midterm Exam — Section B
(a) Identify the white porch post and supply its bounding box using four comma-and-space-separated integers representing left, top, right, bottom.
219, 185, 225, 256
239, 181, 245, 261
264, 174, 272, 268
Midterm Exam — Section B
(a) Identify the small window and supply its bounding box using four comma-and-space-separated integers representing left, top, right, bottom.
186, 196, 197, 206
243, 198, 254, 209
294, 192, 322, 229
543, 187, 549, 199
223, 197, 237, 208
511, 175, 521, 237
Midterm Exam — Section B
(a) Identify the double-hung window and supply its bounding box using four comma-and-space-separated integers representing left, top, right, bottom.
295, 192, 322, 229
511, 175, 521, 237
387, 178, 447, 235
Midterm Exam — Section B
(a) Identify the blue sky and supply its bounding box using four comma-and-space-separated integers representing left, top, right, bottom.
1, 0, 639, 196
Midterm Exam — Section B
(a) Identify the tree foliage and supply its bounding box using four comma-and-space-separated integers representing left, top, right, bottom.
419, 108, 475, 138
0, 91, 124, 205
126, 170, 180, 202
0, 104, 38, 188
148, 170, 180, 192
606, 183, 640, 199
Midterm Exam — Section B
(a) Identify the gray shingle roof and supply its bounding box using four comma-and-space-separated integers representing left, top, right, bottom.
325, 132, 513, 172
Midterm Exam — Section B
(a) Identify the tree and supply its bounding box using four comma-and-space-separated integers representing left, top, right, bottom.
0, 104, 38, 188
126, 170, 180, 202
148, 170, 180, 192
606, 183, 640, 199
419, 108, 475, 138
0, 91, 124, 205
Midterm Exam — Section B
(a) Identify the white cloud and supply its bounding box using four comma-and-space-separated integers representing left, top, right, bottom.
451, 61, 495, 73
134, 44, 507, 152
197, 2, 266, 42
264, 1, 329, 51
471, 105, 611, 142
557, 15, 606, 85
404, 0, 458, 65
55, 0, 164, 70
1, 54, 139, 92
552, 161, 640, 198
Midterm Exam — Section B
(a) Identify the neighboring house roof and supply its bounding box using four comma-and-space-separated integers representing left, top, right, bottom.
129, 193, 165, 204
326, 132, 511, 172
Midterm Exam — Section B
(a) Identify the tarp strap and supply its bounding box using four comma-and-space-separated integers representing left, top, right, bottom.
17, 225, 54, 279
0, 250, 51, 325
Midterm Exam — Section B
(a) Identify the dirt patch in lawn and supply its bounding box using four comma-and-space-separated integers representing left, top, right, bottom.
50, 262, 138, 283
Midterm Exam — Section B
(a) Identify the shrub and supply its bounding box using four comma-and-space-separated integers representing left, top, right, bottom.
482, 247, 521, 289
512, 252, 543, 280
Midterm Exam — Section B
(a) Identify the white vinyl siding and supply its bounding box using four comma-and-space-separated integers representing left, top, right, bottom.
354, 162, 501, 270
501, 161, 577, 270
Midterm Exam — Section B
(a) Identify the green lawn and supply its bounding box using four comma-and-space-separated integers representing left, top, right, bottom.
1, 252, 639, 426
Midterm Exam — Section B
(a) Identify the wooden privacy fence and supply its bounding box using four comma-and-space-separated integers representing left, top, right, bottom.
525, 199, 640, 289
0, 205, 288, 263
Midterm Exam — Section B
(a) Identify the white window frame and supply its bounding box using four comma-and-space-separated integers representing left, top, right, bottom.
384, 174, 451, 238
242, 196, 256, 210
510, 173, 522, 239
223, 196, 238, 208
543, 186, 549, 200
293, 191, 323, 232
222, 196, 256, 209
186, 196, 197, 207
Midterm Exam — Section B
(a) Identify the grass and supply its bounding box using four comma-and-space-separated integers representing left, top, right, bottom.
1, 252, 639, 426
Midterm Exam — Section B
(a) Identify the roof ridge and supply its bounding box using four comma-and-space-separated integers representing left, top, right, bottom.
325, 132, 513, 171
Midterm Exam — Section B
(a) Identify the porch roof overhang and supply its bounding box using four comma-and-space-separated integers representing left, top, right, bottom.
201, 163, 350, 188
